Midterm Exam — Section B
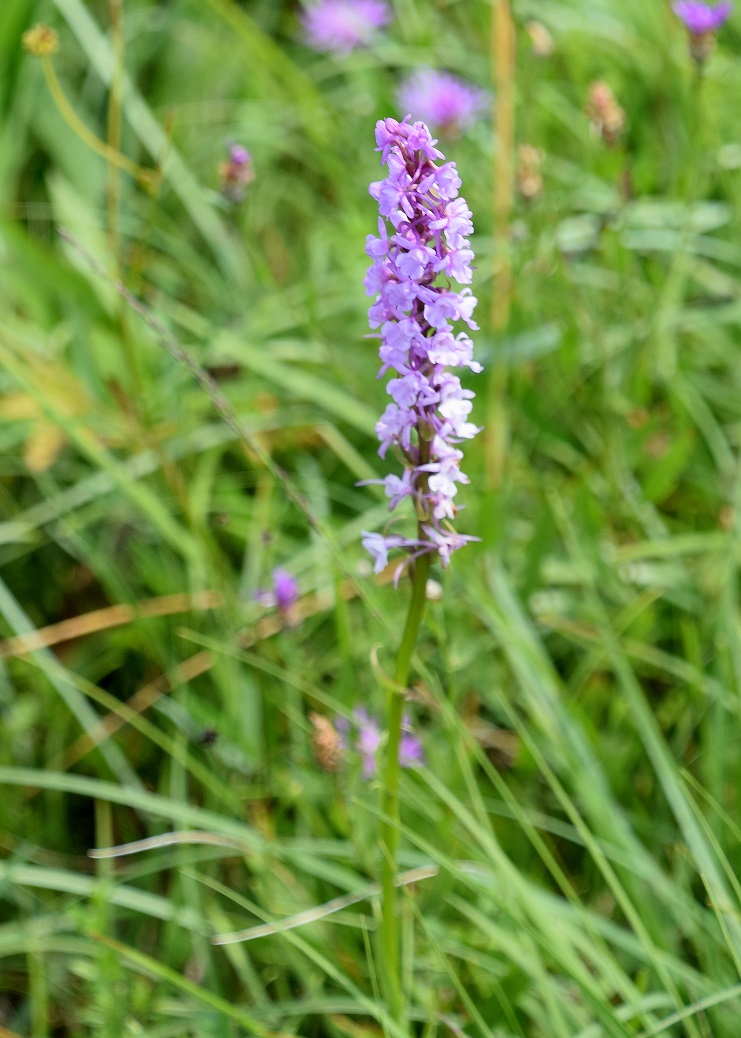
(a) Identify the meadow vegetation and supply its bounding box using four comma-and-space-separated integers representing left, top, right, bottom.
2, 0, 741, 1035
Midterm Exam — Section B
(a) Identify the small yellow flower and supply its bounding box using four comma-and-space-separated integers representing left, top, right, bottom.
23, 23, 59, 58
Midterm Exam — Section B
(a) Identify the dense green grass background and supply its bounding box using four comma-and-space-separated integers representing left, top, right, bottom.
2, 0, 741, 1034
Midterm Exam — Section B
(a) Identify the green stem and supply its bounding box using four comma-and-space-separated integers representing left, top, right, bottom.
379, 547, 431, 1026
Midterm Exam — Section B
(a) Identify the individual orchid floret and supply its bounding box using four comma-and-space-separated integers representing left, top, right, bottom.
361, 117, 481, 578
256, 568, 300, 623
398, 69, 488, 138
673, 1, 732, 61
301, 0, 390, 55
361, 531, 414, 575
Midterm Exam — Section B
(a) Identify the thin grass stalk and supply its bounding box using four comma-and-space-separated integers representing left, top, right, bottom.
103, 0, 155, 422
107, 0, 123, 264
486, 0, 515, 490
106, 0, 141, 400
40, 55, 155, 186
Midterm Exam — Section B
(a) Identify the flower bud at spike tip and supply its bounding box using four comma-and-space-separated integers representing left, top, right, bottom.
360, 117, 482, 578
23, 24, 59, 57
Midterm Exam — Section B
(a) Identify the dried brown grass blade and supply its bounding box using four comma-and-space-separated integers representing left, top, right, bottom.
0, 590, 223, 659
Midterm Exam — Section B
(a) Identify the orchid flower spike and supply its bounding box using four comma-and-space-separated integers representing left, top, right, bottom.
360, 117, 481, 578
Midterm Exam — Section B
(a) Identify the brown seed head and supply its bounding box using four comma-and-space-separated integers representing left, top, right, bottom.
23, 24, 59, 57
517, 144, 544, 200
585, 81, 626, 145
720, 504, 735, 531
309, 712, 345, 773
526, 21, 554, 57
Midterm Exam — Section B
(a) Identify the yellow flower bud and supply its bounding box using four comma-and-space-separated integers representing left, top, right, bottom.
23, 23, 59, 57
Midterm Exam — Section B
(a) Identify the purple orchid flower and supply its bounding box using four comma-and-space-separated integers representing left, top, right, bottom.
360, 117, 481, 578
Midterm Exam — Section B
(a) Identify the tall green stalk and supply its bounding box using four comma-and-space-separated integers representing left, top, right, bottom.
486, 0, 516, 492
379, 547, 431, 1026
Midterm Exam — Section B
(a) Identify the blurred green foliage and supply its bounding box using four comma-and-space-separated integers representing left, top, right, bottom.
2, 0, 741, 1035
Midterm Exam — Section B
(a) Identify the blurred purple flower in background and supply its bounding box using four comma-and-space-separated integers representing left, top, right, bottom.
301, 0, 391, 55
399, 716, 425, 769
673, 1, 732, 33
340, 708, 424, 778
218, 142, 254, 202
398, 69, 488, 137
273, 568, 300, 613
256, 568, 300, 621
229, 144, 251, 167
354, 708, 382, 778
674, 1, 732, 60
